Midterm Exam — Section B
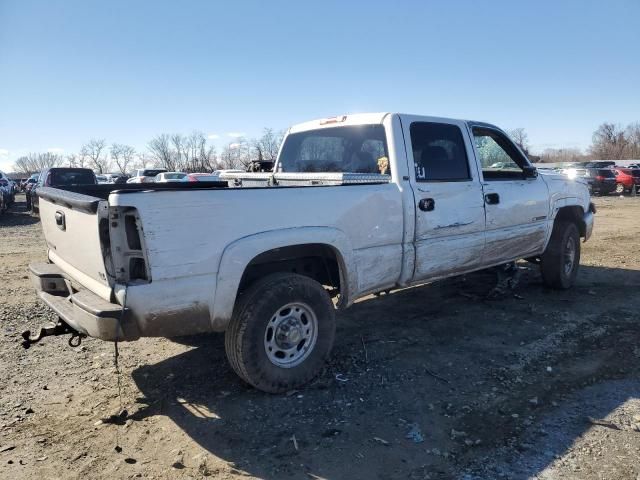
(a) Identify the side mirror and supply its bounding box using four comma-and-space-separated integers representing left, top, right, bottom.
523, 165, 538, 179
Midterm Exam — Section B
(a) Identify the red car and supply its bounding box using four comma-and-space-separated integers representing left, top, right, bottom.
613, 167, 640, 194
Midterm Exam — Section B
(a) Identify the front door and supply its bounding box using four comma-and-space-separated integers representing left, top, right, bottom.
402, 117, 487, 282
469, 125, 549, 266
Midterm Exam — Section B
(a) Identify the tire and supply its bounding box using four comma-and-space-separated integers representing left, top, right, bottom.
540, 221, 580, 289
225, 272, 336, 393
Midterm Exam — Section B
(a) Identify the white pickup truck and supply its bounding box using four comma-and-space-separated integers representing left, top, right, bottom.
29, 113, 594, 393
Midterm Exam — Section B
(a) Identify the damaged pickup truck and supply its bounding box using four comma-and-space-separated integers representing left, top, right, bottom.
28, 113, 594, 393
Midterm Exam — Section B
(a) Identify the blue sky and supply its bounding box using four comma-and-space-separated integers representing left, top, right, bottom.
1, 0, 639, 171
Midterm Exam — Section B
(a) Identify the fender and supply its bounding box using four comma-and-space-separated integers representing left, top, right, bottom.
210, 226, 358, 330
542, 197, 586, 249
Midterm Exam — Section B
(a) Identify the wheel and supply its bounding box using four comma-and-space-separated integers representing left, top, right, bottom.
615, 183, 624, 194
540, 221, 580, 289
225, 272, 336, 393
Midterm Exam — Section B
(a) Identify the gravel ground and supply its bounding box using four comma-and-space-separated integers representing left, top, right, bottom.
1, 193, 640, 480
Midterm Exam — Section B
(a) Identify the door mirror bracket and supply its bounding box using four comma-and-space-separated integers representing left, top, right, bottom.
523, 165, 538, 179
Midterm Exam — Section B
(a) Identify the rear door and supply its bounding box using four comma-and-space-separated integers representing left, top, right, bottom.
469, 124, 549, 265
401, 116, 486, 281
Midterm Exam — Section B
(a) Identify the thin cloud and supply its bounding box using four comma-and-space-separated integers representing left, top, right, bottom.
207, 133, 220, 140
0, 148, 8, 156
226, 132, 246, 138
47, 147, 64, 154
228, 143, 241, 149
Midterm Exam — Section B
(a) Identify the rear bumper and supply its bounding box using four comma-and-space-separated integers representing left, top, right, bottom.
29, 262, 139, 341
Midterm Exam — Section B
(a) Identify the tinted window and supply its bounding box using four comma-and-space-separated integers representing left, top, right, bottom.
410, 122, 470, 181
142, 169, 167, 177
50, 169, 96, 185
278, 125, 389, 174
596, 169, 615, 178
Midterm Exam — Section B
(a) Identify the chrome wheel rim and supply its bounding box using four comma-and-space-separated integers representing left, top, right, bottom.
264, 302, 318, 368
564, 236, 576, 276
615, 184, 624, 193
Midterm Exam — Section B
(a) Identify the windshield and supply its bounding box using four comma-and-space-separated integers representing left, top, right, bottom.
164, 173, 186, 179
278, 125, 389, 174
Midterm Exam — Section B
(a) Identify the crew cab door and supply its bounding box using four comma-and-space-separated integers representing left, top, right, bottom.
469, 124, 549, 265
402, 117, 486, 281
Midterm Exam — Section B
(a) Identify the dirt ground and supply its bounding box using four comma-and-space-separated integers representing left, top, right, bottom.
1, 192, 640, 480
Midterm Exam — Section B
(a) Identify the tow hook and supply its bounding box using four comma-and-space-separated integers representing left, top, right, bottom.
20, 320, 86, 349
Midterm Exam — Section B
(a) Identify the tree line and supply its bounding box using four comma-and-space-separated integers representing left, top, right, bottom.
12, 128, 284, 175
537, 122, 640, 163
11, 121, 640, 175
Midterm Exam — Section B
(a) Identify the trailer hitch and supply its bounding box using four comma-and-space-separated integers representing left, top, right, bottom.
21, 320, 86, 349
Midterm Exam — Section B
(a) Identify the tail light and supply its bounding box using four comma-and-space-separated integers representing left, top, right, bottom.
595, 175, 604, 181
187, 174, 198, 182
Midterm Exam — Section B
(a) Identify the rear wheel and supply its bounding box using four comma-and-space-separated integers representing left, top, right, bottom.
615, 183, 625, 194
540, 221, 580, 289
225, 273, 336, 393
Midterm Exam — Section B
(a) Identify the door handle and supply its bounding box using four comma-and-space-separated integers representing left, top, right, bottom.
54, 211, 66, 231
418, 198, 435, 212
485, 193, 500, 205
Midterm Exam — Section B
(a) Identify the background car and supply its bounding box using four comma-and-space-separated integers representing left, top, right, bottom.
183, 173, 221, 182
127, 168, 168, 183
0, 171, 15, 205
0, 178, 12, 213
30, 167, 97, 216
584, 167, 617, 195
155, 172, 187, 182
96, 174, 108, 184
613, 167, 640, 194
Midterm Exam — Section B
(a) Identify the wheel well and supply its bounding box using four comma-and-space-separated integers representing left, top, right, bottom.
239, 244, 342, 297
555, 206, 585, 237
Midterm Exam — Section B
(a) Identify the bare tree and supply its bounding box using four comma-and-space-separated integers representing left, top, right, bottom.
253, 128, 284, 162
148, 134, 176, 171
110, 143, 136, 174
539, 148, 586, 163
185, 131, 217, 172
507, 128, 530, 155
13, 152, 63, 174
66, 153, 86, 168
590, 123, 627, 159
624, 122, 640, 159
135, 152, 153, 170
80, 138, 110, 173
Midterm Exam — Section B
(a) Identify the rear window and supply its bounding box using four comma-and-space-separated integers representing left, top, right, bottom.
278, 125, 389, 174
49, 169, 96, 185
143, 169, 167, 177
596, 169, 615, 178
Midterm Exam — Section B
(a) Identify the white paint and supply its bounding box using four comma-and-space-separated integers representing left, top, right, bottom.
36, 113, 593, 339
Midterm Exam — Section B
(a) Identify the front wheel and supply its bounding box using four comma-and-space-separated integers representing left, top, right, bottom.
540, 221, 580, 289
615, 183, 625, 194
225, 273, 336, 393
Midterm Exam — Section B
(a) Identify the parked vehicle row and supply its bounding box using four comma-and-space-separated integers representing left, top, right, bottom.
558, 162, 640, 196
